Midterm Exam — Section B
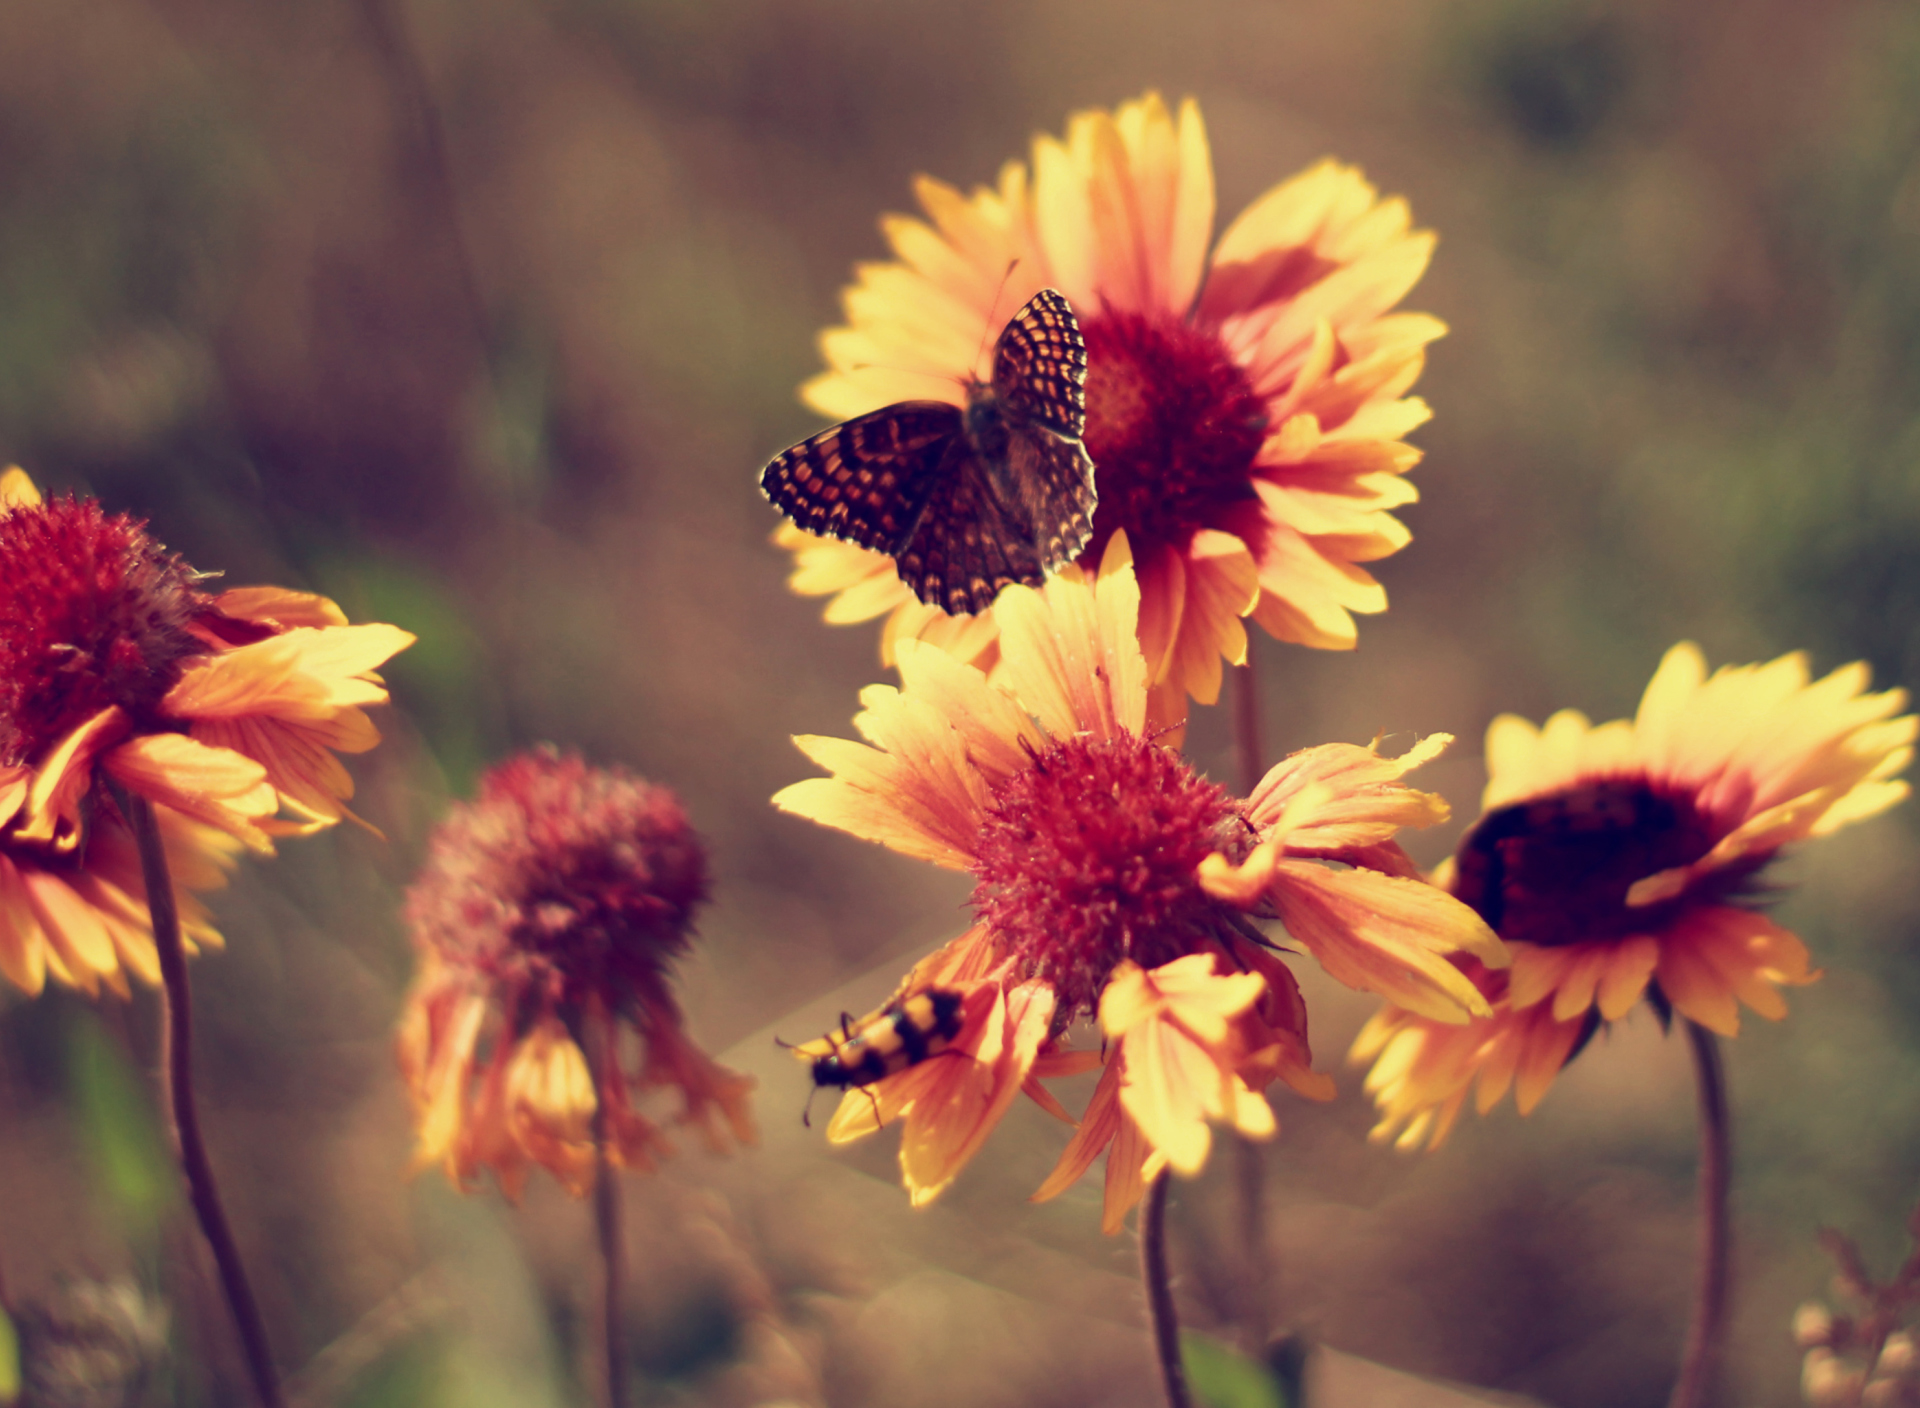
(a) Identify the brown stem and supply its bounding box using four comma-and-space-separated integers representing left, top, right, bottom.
1232, 1136, 1271, 1345
1141, 1170, 1194, 1408
1668, 1019, 1731, 1408
591, 1015, 629, 1408
1228, 646, 1274, 1345
1230, 648, 1265, 799
355, 0, 490, 348
126, 794, 284, 1408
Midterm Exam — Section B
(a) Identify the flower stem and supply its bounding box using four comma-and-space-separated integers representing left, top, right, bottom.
1668, 1019, 1731, 1408
1230, 650, 1265, 799
1229, 649, 1274, 1344
125, 794, 284, 1408
1141, 1170, 1194, 1408
591, 1017, 629, 1408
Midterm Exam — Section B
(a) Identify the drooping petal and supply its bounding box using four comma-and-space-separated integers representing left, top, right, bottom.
102, 733, 279, 853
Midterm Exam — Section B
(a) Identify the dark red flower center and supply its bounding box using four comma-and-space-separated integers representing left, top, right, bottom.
1078, 311, 1268, 563
405, 751, 710, 1023
1451, 779, 1752, 947
969, 732, 1245, 1017
0, 496, 211, 769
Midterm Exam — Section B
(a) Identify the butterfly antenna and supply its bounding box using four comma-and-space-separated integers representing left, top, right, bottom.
845, 361, 969, 393
971, 258, 1023, 375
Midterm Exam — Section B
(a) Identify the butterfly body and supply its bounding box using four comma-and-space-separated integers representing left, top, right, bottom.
761, 289, 1097, 617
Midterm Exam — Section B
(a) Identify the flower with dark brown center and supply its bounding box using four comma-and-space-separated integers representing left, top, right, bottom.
1354, 643, 1915, 1149
398, 748, 753, 1197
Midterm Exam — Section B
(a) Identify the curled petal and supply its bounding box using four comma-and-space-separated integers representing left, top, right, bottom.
1245, 734, 1452, 851
1266, 861, 1505, 1022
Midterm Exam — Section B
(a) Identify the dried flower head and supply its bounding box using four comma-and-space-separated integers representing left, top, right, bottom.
0, 467, 412, 998
775, 92, 1441, 716
398, 749, 754, 1197
775, 532, 1500, 1228
1354, 643, 1914, 1149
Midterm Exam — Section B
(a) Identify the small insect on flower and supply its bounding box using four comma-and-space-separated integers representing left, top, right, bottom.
789, 988, 969, 1124
760, 289, 1096, 617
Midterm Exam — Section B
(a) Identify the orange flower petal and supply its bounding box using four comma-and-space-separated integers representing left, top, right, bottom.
103, 734, 278, 852
1267, 861, 1501, 1022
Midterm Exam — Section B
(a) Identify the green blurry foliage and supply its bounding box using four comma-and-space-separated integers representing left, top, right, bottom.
0, 1307, 18, 1404
64, 1014, 169, 1239
318, 555, 506, 798
336, 1336, 448, 1408
1182, 1332, 1288, 1408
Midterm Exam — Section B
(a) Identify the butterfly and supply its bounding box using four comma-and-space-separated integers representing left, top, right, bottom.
760, 288, 1098, 617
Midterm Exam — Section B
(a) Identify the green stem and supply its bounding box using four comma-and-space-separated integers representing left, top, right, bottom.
1667, 1019, 1731, 1408
126, 794, 284, 1408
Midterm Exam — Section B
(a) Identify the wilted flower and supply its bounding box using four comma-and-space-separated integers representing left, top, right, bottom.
0, 467, 412, 998
398, 749, 754, 1198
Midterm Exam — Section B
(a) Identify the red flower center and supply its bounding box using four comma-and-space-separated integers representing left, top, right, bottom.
1451, 779, 1753, 947
970, 732, 1244, 1017
406, 752, 710, 1021
1078, 311, 1268, 564
0, 496, 210, 769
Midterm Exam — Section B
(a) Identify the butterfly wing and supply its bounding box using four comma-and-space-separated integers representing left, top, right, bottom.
999, 426, 1097, 571
762, 292, 1097, 617
760, 402, 964, 554
895, 445, 1051, 617
991, 288, 1088, 437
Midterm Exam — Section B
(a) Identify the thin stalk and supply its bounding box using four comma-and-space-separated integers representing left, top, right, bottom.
1668, 1019, 1731, 1408
125, 794, 284, 1408
591, 1016, 629, 1408
1229, 649, 1273, 1345
1141, 1170, 1194, 1408
1230, 652, 1265, 800
355, 0, 490, 347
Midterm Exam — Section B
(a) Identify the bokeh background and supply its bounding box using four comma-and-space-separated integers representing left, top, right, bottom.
2, 0, 1918, 1403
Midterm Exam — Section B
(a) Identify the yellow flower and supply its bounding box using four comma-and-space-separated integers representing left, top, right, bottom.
1353, 642, 1914, 1149
397, 750, 754, 1198
0, 468, 411, 998
775, 92, 1442, 714
774, 531, 1498, 1227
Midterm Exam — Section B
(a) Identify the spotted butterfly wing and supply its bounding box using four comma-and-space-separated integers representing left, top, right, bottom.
991, 287, 1087, 435
760, 289, 1097, 616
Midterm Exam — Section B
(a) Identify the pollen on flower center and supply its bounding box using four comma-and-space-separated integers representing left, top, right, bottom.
1078, 311, 1268, 563
1452, 779, 1736, 946
0, 496, 210, 768
970, 733, 1244, 1017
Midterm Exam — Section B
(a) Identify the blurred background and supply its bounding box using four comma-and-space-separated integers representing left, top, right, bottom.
1, 0, 1917, 1403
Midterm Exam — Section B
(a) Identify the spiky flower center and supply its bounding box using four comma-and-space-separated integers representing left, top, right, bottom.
1079, 311, 1268, 563
405, 751, 710, 1023
1452, 779, 1750, 947
0, 496, 210, 769
970, 733, 1245, 1017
